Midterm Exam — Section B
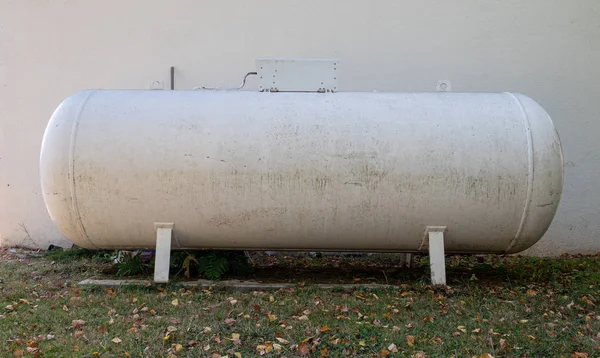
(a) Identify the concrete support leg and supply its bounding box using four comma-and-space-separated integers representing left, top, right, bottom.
428, 230, 446, 286
154, 222, 174, 283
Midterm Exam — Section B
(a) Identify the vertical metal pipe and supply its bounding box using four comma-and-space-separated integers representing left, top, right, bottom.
170, 66, 175, 90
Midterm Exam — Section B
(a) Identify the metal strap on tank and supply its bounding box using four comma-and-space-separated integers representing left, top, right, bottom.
505, 92, 534, 253
68, 90, 99, 249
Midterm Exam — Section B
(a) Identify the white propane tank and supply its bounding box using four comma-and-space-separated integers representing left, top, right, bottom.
40, 90, 563, 254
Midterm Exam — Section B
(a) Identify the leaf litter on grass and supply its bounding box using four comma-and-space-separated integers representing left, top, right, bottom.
1, 249, 600, 357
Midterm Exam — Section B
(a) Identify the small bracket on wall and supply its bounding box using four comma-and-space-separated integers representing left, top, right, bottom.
150, 81, 164, 90
436, 80, 452, 92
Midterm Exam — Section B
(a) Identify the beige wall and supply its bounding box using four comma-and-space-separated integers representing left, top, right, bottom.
1, 0, 599, 255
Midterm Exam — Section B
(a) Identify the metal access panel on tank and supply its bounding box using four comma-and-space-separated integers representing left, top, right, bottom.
256, 58, 339, 92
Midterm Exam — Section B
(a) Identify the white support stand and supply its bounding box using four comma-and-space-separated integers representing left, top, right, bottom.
420, 226, 448, 286
154, 222, 174, 283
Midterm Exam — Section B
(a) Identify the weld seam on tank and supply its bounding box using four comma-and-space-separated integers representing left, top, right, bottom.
505, 92, 535, 253
68, 90, 98, 249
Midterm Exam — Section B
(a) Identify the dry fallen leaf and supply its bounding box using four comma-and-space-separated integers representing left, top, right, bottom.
320, 326, 331, 333
256, 344, 266, 355
571, 353, 589, 358
388, 343, 399, 353
276, 337, 289, 344
71, 319, 86, 327
268, 314, 277, 322
111, 337, 122, 344
225, 318, 236, 326
26, 347, 39, 354
297, 342, 310, 355
407, 335, 415, 347
171, 299, 179, 306
301, 336, 314, 343
74, 330, 85, 338
298, 315, 309, 321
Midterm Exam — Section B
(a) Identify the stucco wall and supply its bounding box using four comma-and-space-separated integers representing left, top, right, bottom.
1, 0, 598, 255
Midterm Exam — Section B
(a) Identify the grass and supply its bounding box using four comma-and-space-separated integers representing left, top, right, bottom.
1, 249, 599, 357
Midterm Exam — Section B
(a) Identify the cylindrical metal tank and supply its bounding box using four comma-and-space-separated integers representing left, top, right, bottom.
40, 90, 563, 254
